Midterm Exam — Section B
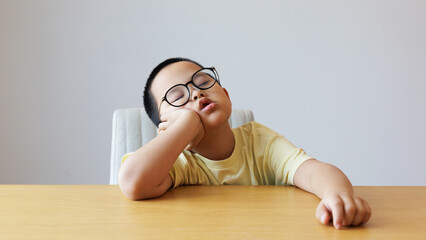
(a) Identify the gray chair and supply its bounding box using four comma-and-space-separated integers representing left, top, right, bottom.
110, 108, 254, 184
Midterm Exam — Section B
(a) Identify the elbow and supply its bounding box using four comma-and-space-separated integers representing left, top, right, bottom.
119, 182, 146, 201
118, 169, 149, 200
118, 169, 162, 200
120, 181, 167, 201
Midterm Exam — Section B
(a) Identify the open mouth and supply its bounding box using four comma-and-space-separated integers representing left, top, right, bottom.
199, 98, 215, 111
201, 102, 211, 109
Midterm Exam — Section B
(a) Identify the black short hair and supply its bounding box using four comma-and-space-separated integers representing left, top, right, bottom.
143, 57, 204, 127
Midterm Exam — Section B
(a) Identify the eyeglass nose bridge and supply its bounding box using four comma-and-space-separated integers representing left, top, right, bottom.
185, 82, 205, 101
184, 80, 201, 90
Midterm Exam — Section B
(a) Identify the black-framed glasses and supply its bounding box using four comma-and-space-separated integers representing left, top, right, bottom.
159, 67, 221, 108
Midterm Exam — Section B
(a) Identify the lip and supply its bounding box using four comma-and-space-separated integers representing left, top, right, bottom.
199, 98, 216, 112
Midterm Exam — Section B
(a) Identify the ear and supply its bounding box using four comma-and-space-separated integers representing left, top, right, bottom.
222, 87, 231, 100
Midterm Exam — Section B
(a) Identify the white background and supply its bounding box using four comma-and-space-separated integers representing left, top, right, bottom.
1, 0, 425, 185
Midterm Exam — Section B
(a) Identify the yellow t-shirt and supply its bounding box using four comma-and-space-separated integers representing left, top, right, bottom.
121, 121, 313, 189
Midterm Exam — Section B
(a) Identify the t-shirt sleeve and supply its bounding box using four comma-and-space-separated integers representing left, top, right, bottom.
168, 151, 215, 189
121, 152, 134, 164
168, 154, 187, 189
267, 135, 313, 186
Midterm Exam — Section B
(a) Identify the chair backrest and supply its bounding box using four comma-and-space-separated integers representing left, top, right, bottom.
110, 108, 254, 184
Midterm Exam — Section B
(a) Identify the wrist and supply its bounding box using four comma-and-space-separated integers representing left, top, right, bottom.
169, 110, 203, 143
322, 188, 354, 199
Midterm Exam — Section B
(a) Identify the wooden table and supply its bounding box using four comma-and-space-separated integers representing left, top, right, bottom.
0, 185, 425, 239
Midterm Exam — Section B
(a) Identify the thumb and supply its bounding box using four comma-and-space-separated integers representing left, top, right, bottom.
316, 201, 332, 224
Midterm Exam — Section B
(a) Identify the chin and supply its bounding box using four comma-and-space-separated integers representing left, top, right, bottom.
201, 110, 231, 129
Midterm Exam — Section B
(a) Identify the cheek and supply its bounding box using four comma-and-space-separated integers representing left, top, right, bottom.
182, 102, 199, 112
209, 88, 226, 97
159, 104, 182, 118
217, 90, 231, 102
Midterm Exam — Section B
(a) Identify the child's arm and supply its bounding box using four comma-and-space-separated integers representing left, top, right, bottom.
118, 109, 204, 200
293, 159, 372, 229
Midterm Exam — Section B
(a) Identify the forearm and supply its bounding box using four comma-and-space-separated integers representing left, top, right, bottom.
294, 159, 372, 229
118, 116, 198, 198
294, 159, 353, 199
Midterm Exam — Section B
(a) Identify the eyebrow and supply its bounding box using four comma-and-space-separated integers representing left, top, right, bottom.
159, 70, 199, 94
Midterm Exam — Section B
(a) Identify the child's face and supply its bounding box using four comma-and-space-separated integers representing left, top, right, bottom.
151, 61, 232, 129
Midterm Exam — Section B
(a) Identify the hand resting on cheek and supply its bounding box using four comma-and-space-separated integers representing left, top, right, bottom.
158, 109, 205, 151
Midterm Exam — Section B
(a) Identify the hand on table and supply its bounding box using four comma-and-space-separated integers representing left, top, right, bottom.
316, 191, 372, 229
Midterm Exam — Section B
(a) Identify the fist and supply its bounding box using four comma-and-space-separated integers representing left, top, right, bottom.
316, 191, 372, 229
158, 109, 204, 150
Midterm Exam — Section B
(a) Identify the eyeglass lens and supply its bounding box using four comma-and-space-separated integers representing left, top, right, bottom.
166, 68, 217, 106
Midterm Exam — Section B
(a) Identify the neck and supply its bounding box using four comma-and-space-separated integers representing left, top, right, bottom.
191, 122, 235, 160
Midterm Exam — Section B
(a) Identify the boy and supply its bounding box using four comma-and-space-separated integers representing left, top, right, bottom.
118, 57, 372, 230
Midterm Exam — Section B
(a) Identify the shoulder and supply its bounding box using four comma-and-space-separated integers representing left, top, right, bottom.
234, 121, 280, 138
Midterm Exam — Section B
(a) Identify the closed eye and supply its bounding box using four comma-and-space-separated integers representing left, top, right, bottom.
171, 94, 184, 103
198, 80, 210, 87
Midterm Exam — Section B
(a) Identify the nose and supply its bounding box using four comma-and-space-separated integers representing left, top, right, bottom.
190, 87, 205, 101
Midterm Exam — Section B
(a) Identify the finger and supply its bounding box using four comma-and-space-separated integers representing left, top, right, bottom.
316, 201, 332, 224
351, 197, 365, 226
326, 196, 344, 229
340, 195, 357, 226
361, 199, 372, 225
158, 122, 168, 132
158, 129, 165, 134
160, 114, 167, 122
